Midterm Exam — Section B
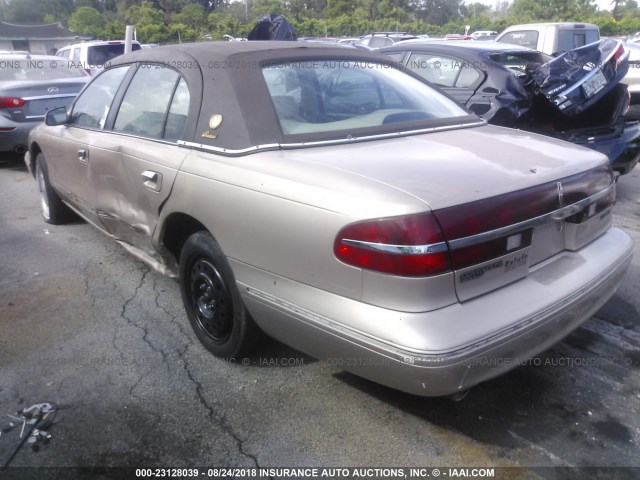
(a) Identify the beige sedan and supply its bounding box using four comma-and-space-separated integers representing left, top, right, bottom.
25, 42, 633, 397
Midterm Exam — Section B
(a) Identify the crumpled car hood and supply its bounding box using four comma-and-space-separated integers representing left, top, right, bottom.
531, 38, 629, 116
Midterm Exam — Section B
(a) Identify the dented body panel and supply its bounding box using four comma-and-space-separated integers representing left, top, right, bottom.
26, 41, 634, 396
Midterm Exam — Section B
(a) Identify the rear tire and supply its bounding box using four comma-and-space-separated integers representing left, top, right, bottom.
179, 231, 259, 358
35, 153, 75, 225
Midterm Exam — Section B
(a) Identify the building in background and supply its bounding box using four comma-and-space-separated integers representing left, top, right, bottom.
0, 21, 91, 54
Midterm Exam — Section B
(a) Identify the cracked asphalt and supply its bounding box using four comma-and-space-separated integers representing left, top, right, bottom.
0, 157, 639, 479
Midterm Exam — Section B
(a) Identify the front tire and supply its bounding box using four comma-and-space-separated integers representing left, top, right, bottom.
179, 231, 259, 358
35, 153, 74, 225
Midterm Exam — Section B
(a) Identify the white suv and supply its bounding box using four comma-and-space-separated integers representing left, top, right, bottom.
55, 40, 142, 75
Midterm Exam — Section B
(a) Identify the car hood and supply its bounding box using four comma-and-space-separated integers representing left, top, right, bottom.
287, 124, 608, 210
531, 38, 628, 116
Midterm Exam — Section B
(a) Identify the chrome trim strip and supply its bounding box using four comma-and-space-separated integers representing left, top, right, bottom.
279, 121, 485, 149
177, 140, 280, 155
177, 120, 486, 156
341, 239, 449, 255
447, 184, 615, 250
22, 94, 78, 101
243, 246, 632, 362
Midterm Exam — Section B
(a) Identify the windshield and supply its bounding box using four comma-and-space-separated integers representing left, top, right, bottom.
87, 44, 142, 66
262, 60, 470, 137
0, 59, 87, 81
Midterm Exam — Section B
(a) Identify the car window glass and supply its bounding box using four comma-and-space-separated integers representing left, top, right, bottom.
370, 37, 392, 48
262, 61, 468, 136
498, 31, 539, 49
164, 77, 190, 141
455, 65, 481, 88
69, 66, 129, 129
72, 48, 80, 62
114, 65, 180, 139
406, 54, 459, 87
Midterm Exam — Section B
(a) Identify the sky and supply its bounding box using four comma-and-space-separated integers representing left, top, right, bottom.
467, 0, 615, 12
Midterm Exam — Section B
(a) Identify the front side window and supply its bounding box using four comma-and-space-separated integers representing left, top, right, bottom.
69, 66, 130, 129
114, 65, 187, 140
262, 60, 469, 137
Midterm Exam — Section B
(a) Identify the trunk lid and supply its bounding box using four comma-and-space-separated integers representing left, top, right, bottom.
297, 126, 614, 302
531, 38, 628, 116
0, 78, 88, 121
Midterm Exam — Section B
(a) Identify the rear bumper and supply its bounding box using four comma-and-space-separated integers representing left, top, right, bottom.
235, 227, 633, 396
0, 117, 40, 153
575, 121, 640, 174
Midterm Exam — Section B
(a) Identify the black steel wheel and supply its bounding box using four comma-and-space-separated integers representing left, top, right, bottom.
179, 231, 259, 358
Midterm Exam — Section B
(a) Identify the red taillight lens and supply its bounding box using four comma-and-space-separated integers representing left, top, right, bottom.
614, 45, 626, 69
0, 97, 25, 109
334, 213, 451, 277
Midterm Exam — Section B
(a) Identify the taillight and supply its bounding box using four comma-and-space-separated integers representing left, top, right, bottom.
0, 97, 25, 109
334, 213, 451, 277
613, 45, 626, 69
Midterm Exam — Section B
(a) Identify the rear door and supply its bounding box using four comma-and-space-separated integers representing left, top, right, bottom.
403, 52, 484, 105
88, 64, 191, 252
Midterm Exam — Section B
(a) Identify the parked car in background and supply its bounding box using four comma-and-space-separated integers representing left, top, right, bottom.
0, 54, 89, 154
25, 42, 633, 397
623, 41, 640, 103
470, 30, 498, 39
55, 40, 142, 75
496, 22, 599, 55
356, 32, 417, 48
443, 33, 472, 40
380, 40, 640, 174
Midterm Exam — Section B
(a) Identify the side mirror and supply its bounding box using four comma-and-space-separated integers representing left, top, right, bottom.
45, 107, 68, 126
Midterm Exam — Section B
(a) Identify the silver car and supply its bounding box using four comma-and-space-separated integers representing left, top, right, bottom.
25, 42, 633, 397
0, 54, 89, 154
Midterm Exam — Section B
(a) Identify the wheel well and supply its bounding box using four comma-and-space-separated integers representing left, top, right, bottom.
161, 213, 208, 263
28, 143, 42, 178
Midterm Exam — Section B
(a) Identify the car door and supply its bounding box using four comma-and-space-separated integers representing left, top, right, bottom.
404, 52, 484, 105
44, 66, 130, 223
88, 64, 191, 253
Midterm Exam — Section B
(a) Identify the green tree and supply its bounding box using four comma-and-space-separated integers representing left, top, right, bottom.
173, 3, 206, 31
69, 6, 106, 35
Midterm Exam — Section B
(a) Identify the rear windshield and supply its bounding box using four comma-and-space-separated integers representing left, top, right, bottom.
262, 60, 469, 137
88, 43, 142, 66
498, 31, 539, 49
0, 59, 87, 81
556, 30, 600, 53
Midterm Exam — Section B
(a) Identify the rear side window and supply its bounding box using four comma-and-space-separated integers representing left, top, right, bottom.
114, 65, 189, 140
406, 53, 481, 88
69, 66, 130, 129
498, 30, 539, 49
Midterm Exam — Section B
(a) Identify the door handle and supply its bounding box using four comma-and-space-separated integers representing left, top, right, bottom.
141, 170, 162, 192
78, 149, 89, 163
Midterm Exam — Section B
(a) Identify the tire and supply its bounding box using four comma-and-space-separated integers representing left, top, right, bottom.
35, 153, 75, 225
179, 231, 259, 358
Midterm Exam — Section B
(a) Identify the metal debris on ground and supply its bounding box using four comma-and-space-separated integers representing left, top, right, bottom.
1, 402, 58, 470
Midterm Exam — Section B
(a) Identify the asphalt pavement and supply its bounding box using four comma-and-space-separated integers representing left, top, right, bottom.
0, 155, 639, 480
